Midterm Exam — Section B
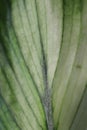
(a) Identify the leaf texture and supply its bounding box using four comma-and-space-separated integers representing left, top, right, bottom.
0, 0, 87, 130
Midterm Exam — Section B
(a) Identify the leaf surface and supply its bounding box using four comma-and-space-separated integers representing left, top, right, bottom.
0, 0, 87, 130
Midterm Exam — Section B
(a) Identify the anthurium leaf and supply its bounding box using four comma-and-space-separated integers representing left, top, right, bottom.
0, 0, 87, 130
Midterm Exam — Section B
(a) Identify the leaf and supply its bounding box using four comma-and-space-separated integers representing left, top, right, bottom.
0, 0, 87, 130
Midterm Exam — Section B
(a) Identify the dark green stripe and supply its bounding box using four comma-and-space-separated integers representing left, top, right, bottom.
0, 94, 22, 130
0, 118, 8, 130
69, 85, 87, 130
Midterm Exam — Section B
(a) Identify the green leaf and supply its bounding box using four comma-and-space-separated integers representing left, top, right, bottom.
0, 0, 87, 130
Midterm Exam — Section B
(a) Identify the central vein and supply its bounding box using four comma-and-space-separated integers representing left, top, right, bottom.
42, 46, 54, 130
34, 0, 54, 129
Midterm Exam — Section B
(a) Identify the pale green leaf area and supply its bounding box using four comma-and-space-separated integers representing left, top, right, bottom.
0, 0, 87, 130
